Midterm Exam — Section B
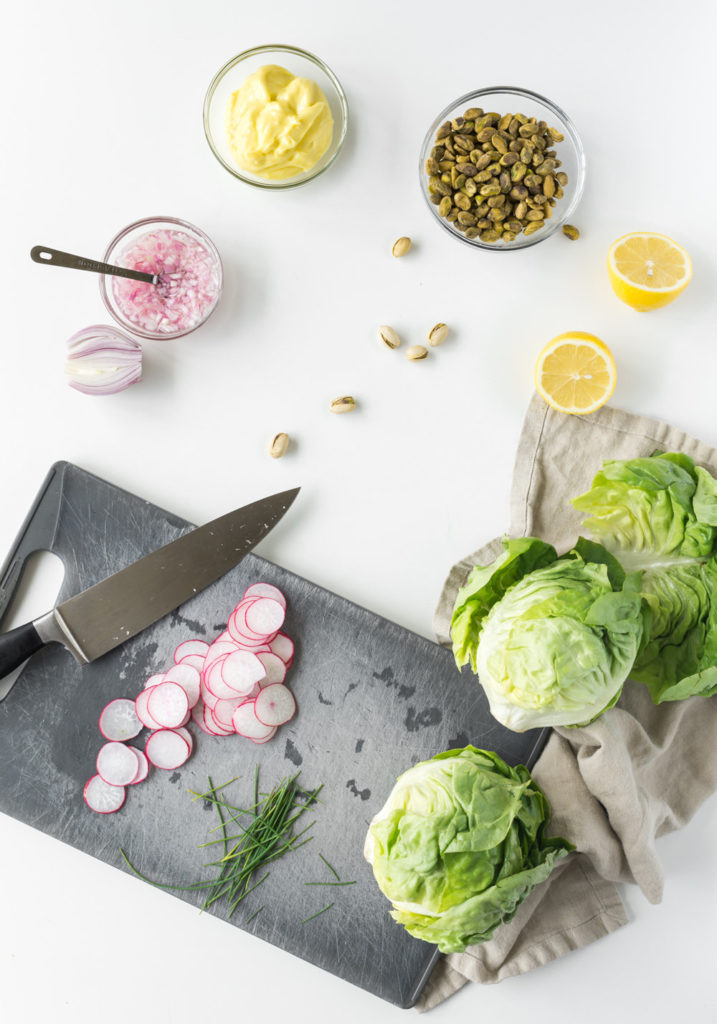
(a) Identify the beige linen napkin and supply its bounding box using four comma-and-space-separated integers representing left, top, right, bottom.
418, 394, 717, 1011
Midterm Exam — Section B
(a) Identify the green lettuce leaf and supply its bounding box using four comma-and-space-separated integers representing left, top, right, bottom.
450, 539, 645, 730
364, 746, 572, 953
573, 452, 717, 704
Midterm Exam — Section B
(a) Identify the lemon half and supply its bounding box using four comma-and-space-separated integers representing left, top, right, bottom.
607, 232, 692, 311
535, 332, 616, 415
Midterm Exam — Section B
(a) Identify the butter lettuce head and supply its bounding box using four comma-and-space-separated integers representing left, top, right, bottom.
363, 746, 572, 954
451, 537, 645, 731
573, 452, 717, 703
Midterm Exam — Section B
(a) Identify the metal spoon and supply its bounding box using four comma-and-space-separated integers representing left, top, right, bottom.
30, 245, 158, 285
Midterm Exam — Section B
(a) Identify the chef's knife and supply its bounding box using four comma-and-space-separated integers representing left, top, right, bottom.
0, 487, 299, 686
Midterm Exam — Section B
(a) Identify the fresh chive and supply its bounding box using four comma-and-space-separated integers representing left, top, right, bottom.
301, 902, 334, 924
245, 905, 265, 925
304, 880, 356, 886
318, 853, 341, 881
120, 769, 321, 923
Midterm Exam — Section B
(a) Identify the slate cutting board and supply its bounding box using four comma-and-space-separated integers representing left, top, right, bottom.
0, 462, 549, 1008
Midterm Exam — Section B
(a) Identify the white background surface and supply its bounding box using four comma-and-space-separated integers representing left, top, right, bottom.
3, 1, 717, 1020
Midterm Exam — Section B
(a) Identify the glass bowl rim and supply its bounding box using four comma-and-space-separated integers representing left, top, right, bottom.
202, 43, 349, 190
100, 214, 223, 340
419, 85, 586, 252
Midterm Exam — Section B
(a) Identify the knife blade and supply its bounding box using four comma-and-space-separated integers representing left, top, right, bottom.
0, 487, 299, 686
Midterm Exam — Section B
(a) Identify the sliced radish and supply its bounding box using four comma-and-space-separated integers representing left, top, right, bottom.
179, 652, 206, 672
99, 698, 142, 741
205, 703, 234, 736
147, 681, 189, 728
204, 639, 240, 666
256, 651, 287, 685
270, 632, 294, 667
192, 702, 215, 735
227, 607, 267, 646
135, 688, 162, 730
200, 679, 220, 709
232, 700, 277, 741
174, 639, 209, 663
251, 727, 278, 745
203, 657, 243, 700
243, 582, 286, 609
144, 673, 165, 689
212, 696, 243, 729
84, 774, 126, 813
175, 726, 194, 754
254, 684, 296, 727
245, 598, 285, 637
145, 729, 191, 770
97, 742, 140, 787
221, 650, 266, 695
164, 663, 201, 708
129, 748, 150, 785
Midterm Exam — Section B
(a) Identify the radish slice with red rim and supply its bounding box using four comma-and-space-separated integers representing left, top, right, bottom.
256, 652, 286, 686
205, 703, 233, 736
269, 632, 294, 667
84, 774, 126, 813
192, 703, 214, 735
147, 682, 189, 728
135, 688, 162, 730
200, 679, 220, 709
203, 657, 243, 700
174, 726, 194, 753
245, 598, 285, 638
164, 663, 201, 708
145, 729, 191, 770
243, 582, 286, 609
144, 673, 165, 689
211, 696, 243, 729
231, 700, 277, 740
250, 727, 278, 745
99, 698, 142, 741
129, 748, 150, 785
221, 650, 267, 694
179, 653, 206, 672
174, 639, 209, 663
97, 742, 140, 786
204, 639, 240, 666
254, 684, 296, 727
227, 608, 267, 646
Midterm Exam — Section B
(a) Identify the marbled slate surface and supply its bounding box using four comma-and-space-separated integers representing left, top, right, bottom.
0, 462, 548, 1007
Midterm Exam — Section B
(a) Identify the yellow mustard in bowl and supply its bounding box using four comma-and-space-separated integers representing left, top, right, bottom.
226, 64, 334, 181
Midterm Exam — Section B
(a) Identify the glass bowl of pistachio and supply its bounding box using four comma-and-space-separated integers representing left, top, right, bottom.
419, 87, 585, 250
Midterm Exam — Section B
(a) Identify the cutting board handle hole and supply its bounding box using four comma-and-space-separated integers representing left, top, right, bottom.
0, 550, 65, 629
0, 550, 65, 699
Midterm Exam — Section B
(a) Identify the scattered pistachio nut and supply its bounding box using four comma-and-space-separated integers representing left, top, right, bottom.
392, 236, 412, 258
406, 345, 428, 361
269, 432, 290, 459
330, 395, 356, 414
427, 322, 449, 347
378, 325, 401, 350
562, 224, 580, 241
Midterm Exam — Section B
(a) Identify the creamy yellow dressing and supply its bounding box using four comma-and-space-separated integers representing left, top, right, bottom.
226, 64, 333, 180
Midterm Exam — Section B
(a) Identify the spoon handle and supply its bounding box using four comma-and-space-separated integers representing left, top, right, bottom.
30, 246, 157, 285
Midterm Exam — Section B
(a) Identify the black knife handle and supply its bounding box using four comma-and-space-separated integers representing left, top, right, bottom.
0, 621, 45, 679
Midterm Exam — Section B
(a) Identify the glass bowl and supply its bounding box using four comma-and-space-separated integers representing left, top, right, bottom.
100, 216, 223, 340
203, 44, 349, 189
419, 87, 585, 251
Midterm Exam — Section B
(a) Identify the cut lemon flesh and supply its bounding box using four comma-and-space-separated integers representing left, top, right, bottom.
608, 232, 692, 311
535, 332, 616, 415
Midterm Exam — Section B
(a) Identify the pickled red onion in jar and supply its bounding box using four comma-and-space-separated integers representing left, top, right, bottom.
112, 229, 221, 336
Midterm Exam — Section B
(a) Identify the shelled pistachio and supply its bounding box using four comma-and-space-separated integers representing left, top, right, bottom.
425, 107, 569, 244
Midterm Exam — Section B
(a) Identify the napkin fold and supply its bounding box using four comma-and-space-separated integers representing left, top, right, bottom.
418, 394, 717, 1012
